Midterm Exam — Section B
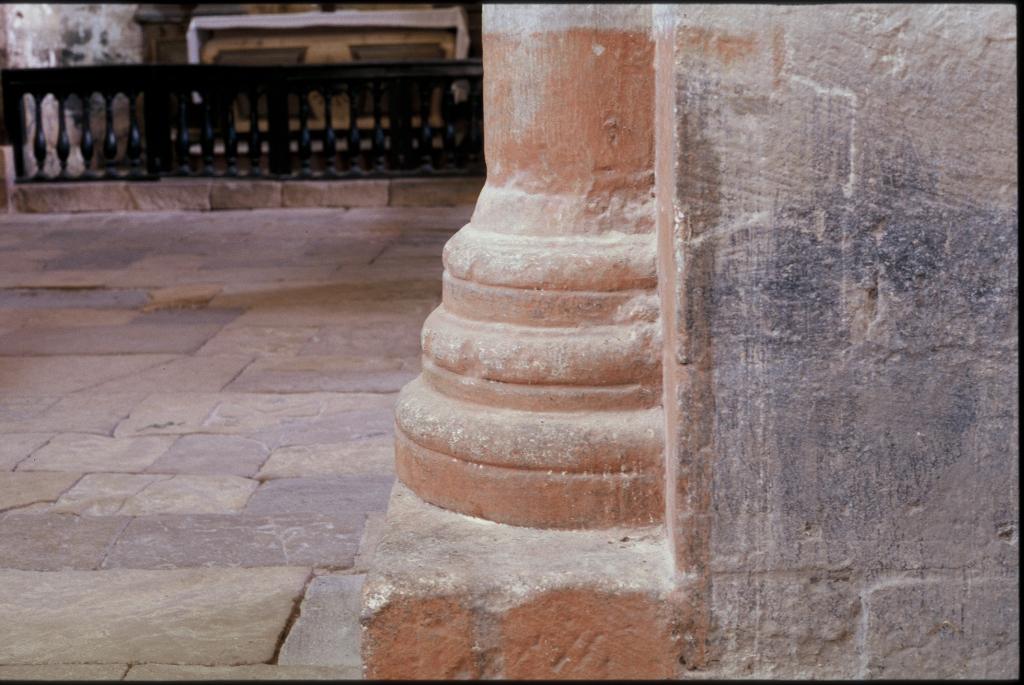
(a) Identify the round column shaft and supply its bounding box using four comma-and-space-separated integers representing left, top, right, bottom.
395, 5, 662, 529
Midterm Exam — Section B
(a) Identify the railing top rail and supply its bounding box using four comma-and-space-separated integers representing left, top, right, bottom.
1, 60, 483, 92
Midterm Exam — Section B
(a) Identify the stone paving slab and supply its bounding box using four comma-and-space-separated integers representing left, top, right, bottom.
115, 392, 396, 440
227, 299, 440, 328
0, 567, 310, 664
50, 473, 168, 515
0, 396, 58, 426
0, 514, 128, 570
132, 307, 243, 326
279, 574, 365, 667
0, 472, 80, 511
0, 664, 129, 680
117, 474, 259, 516
0, 308, 137, 327
0, 355, 177, 396
0, 205, 471, 675
245, 475, 394, 518
195, 325, 319, 357
0, 433, 51, 470
225, 354, 419, 393
146, 434, 270, 477
18, 434, 175, 473
0, 393, 146, 434
123, 664, 360, 680
0, 287, 149, 310
103, 513, 363, 570
86, 354, 254, 395
0, 323, 223, 356
257, 438, 395, 480
301, 323, 426, 357
246, 406, 397, 451
50, 473, 258, 516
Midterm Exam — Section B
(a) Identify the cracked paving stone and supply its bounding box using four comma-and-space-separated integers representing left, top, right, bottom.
0, 514, 129, 570
0, 393, 147, 434
84, 355, 253, 394
0, 433, 51, 470
257, 438, 395, 479
116, 474, 259, 516
196, 325, 319, 357
18, 434, 175, 473
224, 354, 419, 393
245, 475, 394, 518
278, 574, 365, 667
102, 513, 363, 569
51, 473, 168, 515
0, 355, 176, 396
0, 567, 310, 664
146, 434, 270, 477
0, 471, 80, 511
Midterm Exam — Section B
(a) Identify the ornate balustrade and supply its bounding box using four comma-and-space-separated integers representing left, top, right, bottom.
1, 61, 484, 181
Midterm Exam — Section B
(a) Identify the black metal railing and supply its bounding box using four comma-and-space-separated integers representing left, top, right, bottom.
1, 61, 484, 182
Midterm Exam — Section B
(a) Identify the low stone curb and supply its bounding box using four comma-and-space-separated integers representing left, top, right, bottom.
8, 176, 485, 214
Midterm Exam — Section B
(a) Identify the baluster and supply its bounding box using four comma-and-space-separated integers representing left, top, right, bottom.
176, 91, 191, 175
468, 77, 483, 166
372, 80, 386, 172
418, 79, 434, 171
224, 92, 238, 176
383, 78, 400, 170
398, 77, 414, 170
81, 93, 95, 177
322, 85, 337, 177
442, 81, 457, 170
56, 94, 70, 177
248, 89, 261, 176
103, 92, 118, 176
200, 91, 214, 175
32, 93, 47, 178
297, 89, 311, 177
127, 91, 142, 176
347, 82, 363, 174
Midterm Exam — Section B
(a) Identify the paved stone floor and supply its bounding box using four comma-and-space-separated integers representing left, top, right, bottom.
0, 204, 471, 679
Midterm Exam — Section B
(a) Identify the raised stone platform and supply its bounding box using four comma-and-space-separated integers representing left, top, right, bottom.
6, 176, 484, 214
360, 483, 684, 679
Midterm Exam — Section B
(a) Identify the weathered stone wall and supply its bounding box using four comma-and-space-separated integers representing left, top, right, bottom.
1, 4, 141, 67
655, 4, 1018, 678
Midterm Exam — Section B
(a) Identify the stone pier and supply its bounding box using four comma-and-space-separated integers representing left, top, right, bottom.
361, 5, 684, 680
362, 3, 1018, 680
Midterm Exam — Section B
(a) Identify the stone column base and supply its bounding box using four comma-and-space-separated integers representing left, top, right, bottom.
360, 484, 684, 679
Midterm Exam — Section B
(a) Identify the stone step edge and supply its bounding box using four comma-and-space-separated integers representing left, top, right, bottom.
5, 176, 485, 214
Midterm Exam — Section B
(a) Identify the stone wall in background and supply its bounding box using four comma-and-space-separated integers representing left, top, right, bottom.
655, 4, 1018, 678
1, 4, 141, 67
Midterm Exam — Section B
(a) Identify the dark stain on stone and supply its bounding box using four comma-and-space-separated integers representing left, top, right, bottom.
709, 113, 1018, 574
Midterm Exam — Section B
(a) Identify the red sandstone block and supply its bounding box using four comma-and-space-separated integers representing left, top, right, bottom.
362, 596, 479, 680
500, 589, 679, 679
360, 484, 683, 679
